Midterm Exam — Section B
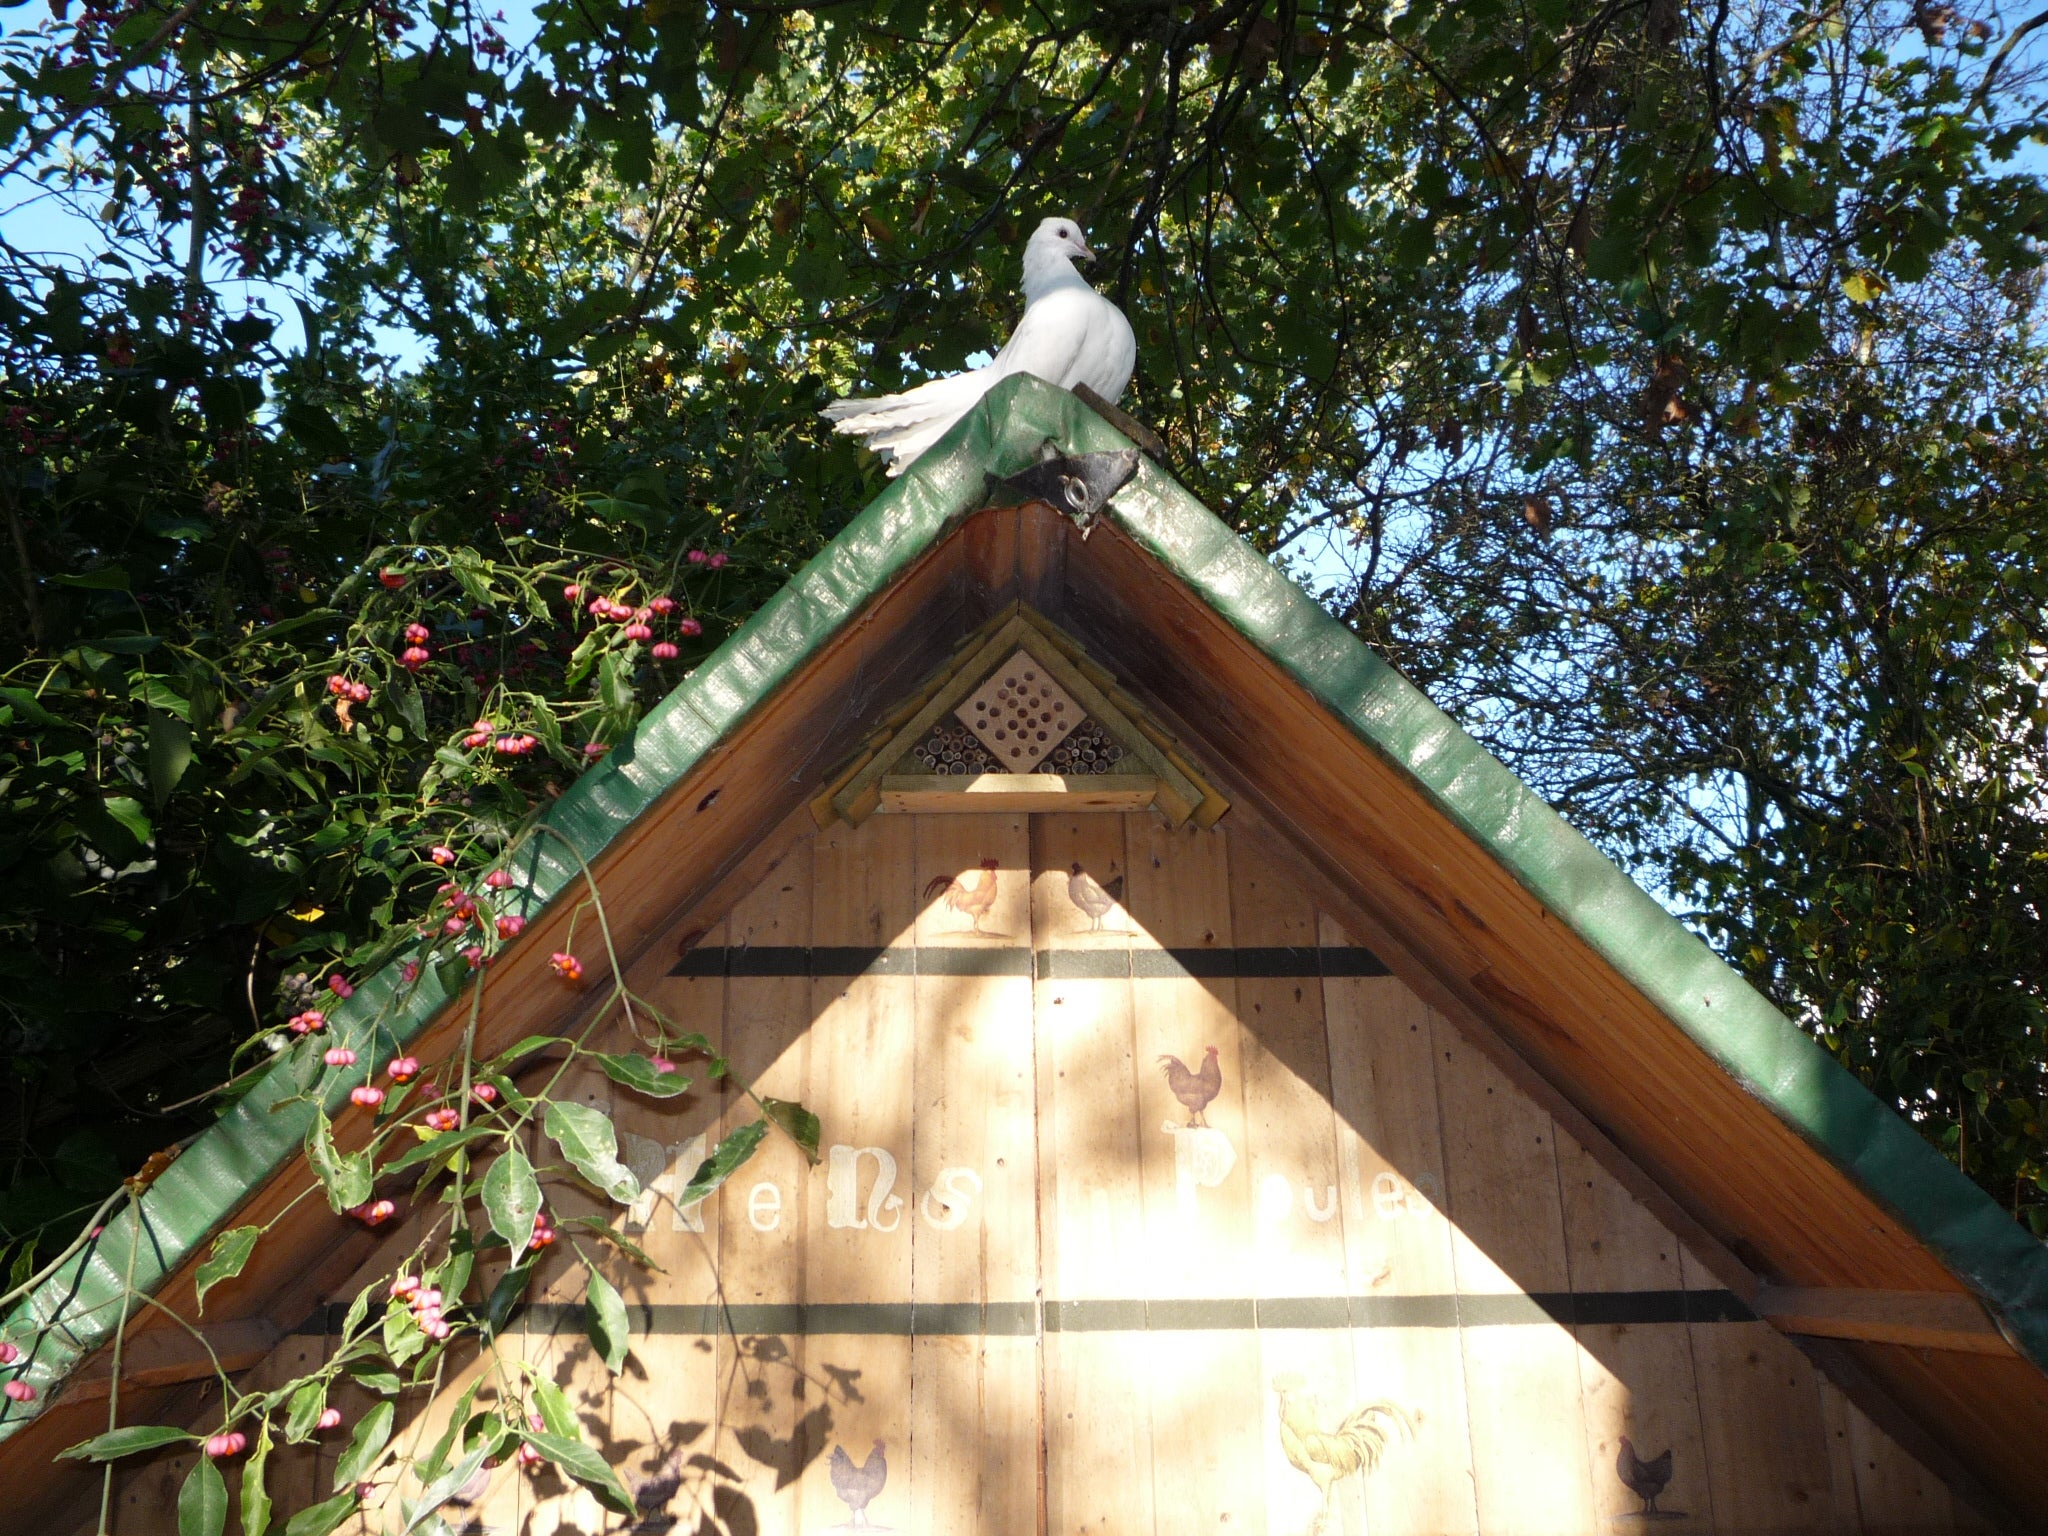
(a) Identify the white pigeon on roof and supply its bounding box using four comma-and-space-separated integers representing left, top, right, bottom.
821, 216, 1137, 475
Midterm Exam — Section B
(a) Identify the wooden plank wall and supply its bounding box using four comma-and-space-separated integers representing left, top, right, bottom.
92, 812, 1973, 1535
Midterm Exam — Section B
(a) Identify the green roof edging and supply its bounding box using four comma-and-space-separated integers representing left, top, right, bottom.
4, 372, 2044, 1447
1083, 411, 2048, 1370
0, 374, 1075, 1440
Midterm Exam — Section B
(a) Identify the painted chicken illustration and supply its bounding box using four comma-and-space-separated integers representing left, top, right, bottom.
1158, 1044, 1223, 1126
1273, 1375, 1412, 1535
829, 1439, 888, 1525
1067, 861, 1124, 931
1616, 1435, 1674, 1516
924, 858, 1000, 933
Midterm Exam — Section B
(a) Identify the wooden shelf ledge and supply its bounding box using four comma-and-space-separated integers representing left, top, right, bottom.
1753, 1284, 2013, 1355
878, 773, 1158, 813
63, 1317, 282, 1404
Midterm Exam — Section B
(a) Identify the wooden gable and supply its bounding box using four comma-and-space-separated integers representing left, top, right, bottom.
98, 806, 1979, 1536
7, 377, 2046, 1532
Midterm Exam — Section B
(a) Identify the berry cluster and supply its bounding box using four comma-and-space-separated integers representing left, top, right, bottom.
0, 1341, 28, 1403
388, 1273, 452, 1340
324, 674, 372, 703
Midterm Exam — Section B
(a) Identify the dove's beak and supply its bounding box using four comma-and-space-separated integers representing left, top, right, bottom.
1074, 240, 1096, 263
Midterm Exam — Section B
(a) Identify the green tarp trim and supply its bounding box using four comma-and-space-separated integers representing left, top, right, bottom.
5, 374, 2044, 1444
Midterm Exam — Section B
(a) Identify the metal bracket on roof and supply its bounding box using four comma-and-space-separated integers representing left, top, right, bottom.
985, 442, 1141, 537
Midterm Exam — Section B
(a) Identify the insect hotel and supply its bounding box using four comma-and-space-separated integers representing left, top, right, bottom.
3, 376, 2046, 1535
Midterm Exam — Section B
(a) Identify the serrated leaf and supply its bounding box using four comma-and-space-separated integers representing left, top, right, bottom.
519, 1429, 634, 1514
760, 1096, 821, 1165
283, 1490, 359, 1536
482, 1144, 541, 1258
592, 1051, 691, 1098
584, 1266, 631, 1373
194, 1226, 260, 1314
333, 1399, 394, 1487
306, 1109, 372, 1213
543, 1099, 639, 1202
179, 1455, 227, 1536
59, 1424, 197, 1461
677, 1121, 768, 1209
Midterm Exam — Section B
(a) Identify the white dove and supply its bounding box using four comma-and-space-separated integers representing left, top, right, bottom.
821, 216, 1137, 474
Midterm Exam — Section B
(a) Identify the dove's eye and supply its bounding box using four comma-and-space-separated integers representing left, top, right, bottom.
1057, 226, 1070, 238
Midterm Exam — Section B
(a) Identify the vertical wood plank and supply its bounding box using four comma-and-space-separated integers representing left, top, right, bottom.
1839, 1383, 1957, 1535
1125, 814, 1265, 1536
910, 811, 1040, 1536
1557, 1133, 1716, 1529
1033, 809, 1157, 1536
1681, 1245, 1846, 1534
1436, 1030, 1598, 1536
799, 815, 918, 1536
1319, 914, 1478, 1536
716, 832, 816, 1536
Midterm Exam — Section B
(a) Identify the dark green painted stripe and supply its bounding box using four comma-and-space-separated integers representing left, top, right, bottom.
302, 1290, 1749, 1337
670, 945, 1388, 979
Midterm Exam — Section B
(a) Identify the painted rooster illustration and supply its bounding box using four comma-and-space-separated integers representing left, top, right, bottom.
924, 858, 1001, 933
1616, 1435, 1674, 1516
1158, 1044, 1222, 1126
1067, 861, 1124, 931
1272, 1375, 1412, 1536
829, 1439, 888, 1525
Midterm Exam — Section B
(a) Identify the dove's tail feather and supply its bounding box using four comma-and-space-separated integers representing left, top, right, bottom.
821, 368, 996, 475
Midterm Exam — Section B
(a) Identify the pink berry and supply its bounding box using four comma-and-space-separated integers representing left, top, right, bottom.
288, 1010, 326, 1035
496, 914, 525, 939
549, 952, 584, 984
351, 1085, 385, 1108
425, 1108, 460, 1132
461, 944, 486, 968
651, 1055, 677, 1075
443, 915, 468, 936
3, 1379, 32, 1403
650, 595, 675, 614
562, 583, 581, 602
586, 597, 607, 614
484, 869, 512, 889
430, 845, 455, 865
707, 551, 728, 569
400, 961, 420, 984
401, 646, 430, 669
679, 617, 703, 637
380, 570, 408, 589
388, 1056, 419, 1082
686, 548, 706, 564
462, 730, 489, 748
472, 1083, 498, 1104
405, 623, 430, 642
651, 641, 679, 660
316, 1408, 343, 1431
390, 1273, 420, 1297
624, 622, 652, 641
0, 1343, 17, 1365
327, 974, 354, 999
324, 1047, 357, 1067
326, 674, 347, 695
353, 1200, 396, 1227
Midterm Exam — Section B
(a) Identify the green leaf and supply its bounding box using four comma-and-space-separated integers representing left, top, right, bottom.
242, 1425, 274, 1536
379, 1122, 495, 1176
522, 1366, 578, 1441
53, 566, 130, 590
482, 1144, 541, 1258
1841, 269, 1885, 304
333, 1398, 394, 1487
584, 1265, 631, 1373
102, 795, 152, 846
488, 1033, 563, 1068
306, 1109, 373, 1213
58, 1424, 197, 1461
560, 1214, 662, 1271
194, 1226, 260, 1314
543, 1099, 639, 1202
284, 1381, 327, 1443
403, 1445, 491, 1533
148, 708, 193, 807
283, 1490, 360, 1536
519, 1429, 634, 1514
592, 1051, 692, 1098
484, 1257, 536, 1335
761, 1096, 821, 1165
677, 1121, 768, 1209
178, 1455, 227, 1536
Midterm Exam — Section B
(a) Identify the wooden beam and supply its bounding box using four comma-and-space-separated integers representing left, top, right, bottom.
63, 1318, 282, 1403
1754, 1286, 2012, 1355
878, 772, 1158, 813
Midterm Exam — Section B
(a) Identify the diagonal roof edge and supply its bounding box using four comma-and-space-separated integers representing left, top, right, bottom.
0, 374, 1081, 1437
5, 371, 2044, 1444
